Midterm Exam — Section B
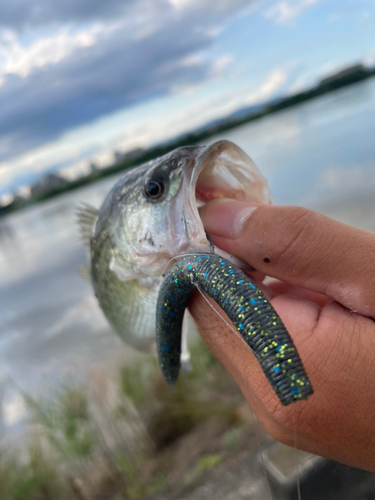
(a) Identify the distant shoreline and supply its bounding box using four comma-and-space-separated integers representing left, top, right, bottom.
2, 65, 375, 218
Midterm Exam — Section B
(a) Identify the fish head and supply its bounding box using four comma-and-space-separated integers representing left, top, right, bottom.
102, 140, 272, 280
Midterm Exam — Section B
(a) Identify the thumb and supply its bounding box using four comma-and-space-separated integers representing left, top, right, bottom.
200, 199, 375, 318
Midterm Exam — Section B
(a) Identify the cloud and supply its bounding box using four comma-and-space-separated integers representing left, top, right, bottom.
168, 0, 255, 11
287, 50, 374, 95
264, 0, 322, 25
86, 63, 291, 150
317, 57, 367, 81
0, 27, 99, 79
0, 0, 257, 164
287, 72, 313, 93
0, 27, 209, 162
245, 66, 289, 104
0, 30, 210, 161
210, 54, 235, 77
0, 0, 139, 31
78, 63, 293, 153
0, 0, 254, 32
0, 60, 292, 194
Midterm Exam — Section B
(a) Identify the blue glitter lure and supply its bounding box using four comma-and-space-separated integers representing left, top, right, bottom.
156, 254, 313, 406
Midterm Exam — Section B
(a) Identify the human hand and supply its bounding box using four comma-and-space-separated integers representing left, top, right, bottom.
189, 199, 375, 471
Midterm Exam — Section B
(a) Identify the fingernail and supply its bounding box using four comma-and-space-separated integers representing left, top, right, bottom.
200, 199, 258, 238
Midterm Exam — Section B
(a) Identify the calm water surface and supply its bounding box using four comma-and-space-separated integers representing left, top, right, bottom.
1, 78, 375, 429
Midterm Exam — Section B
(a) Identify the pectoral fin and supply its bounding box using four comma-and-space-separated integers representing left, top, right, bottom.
77, 265, 91, 282
76, 203, 98, 251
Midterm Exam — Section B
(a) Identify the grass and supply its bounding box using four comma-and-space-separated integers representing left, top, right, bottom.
196, 454, 222, 472
0, 337, 245, 500
0, 439, 68, 500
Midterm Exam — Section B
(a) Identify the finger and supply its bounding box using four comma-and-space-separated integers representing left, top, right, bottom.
267, 279, 331, 308
243, 270, 266, 282
201, 200, 375, 318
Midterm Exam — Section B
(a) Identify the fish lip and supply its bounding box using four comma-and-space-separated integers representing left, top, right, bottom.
185, 140, 273, 248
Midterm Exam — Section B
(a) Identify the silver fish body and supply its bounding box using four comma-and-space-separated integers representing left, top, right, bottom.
78, 140, 273, 354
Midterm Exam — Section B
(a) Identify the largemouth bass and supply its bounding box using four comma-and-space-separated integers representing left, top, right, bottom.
78, 140, 313, 405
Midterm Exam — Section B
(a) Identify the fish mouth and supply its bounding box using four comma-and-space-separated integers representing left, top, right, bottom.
184, 140, 273, 254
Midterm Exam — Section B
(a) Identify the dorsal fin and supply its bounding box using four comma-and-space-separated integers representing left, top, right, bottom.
76, 203, 98, 250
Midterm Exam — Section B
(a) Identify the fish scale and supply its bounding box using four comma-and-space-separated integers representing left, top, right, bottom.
156, 253, 313, 406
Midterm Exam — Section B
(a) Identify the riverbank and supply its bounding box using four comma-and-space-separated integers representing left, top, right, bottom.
2, 65, 374, 218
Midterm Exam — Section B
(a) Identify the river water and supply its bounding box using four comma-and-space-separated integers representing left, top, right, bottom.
1, 78, 375, 430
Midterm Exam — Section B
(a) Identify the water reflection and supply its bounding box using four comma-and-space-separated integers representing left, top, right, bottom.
204, 78, 375, 209
0, 173, 133, 425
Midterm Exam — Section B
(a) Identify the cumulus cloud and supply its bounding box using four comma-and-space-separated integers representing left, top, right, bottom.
210, 54, 235, 78
79, 63, 293, 157
264, 0, 322, 25
168, 0, 256, 11
0, 27, 210, 161
0, 60, 292, 193
0, 27, 99, 79
0, 0, 256, 163
245, 66, 289, 104
0, 0, 254, 32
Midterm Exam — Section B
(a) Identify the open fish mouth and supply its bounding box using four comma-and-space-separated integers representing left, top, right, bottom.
183, 140, 273, 256
106, 140, 274, 278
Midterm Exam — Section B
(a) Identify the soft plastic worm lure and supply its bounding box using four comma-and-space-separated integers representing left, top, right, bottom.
156, 254, 313, 406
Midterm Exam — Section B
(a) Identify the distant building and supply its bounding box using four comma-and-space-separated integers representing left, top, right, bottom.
319, 64, 366, 87
59, 161, 93, 182
114, 148, 145, 165
13, 186, 31, 203
31, 173, 68, 197
114, 151, 125, 164
0, 193, 14, 208
123, 148, 144, 161
89, 162, 99, 173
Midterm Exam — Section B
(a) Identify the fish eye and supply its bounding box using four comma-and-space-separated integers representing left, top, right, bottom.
143, 164, 170, 201
145, 180, 164, 199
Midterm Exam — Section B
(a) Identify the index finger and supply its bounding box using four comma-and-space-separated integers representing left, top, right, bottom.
200, 201, 375, 318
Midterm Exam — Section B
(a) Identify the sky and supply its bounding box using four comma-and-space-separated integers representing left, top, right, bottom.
0, 0, 374, 196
